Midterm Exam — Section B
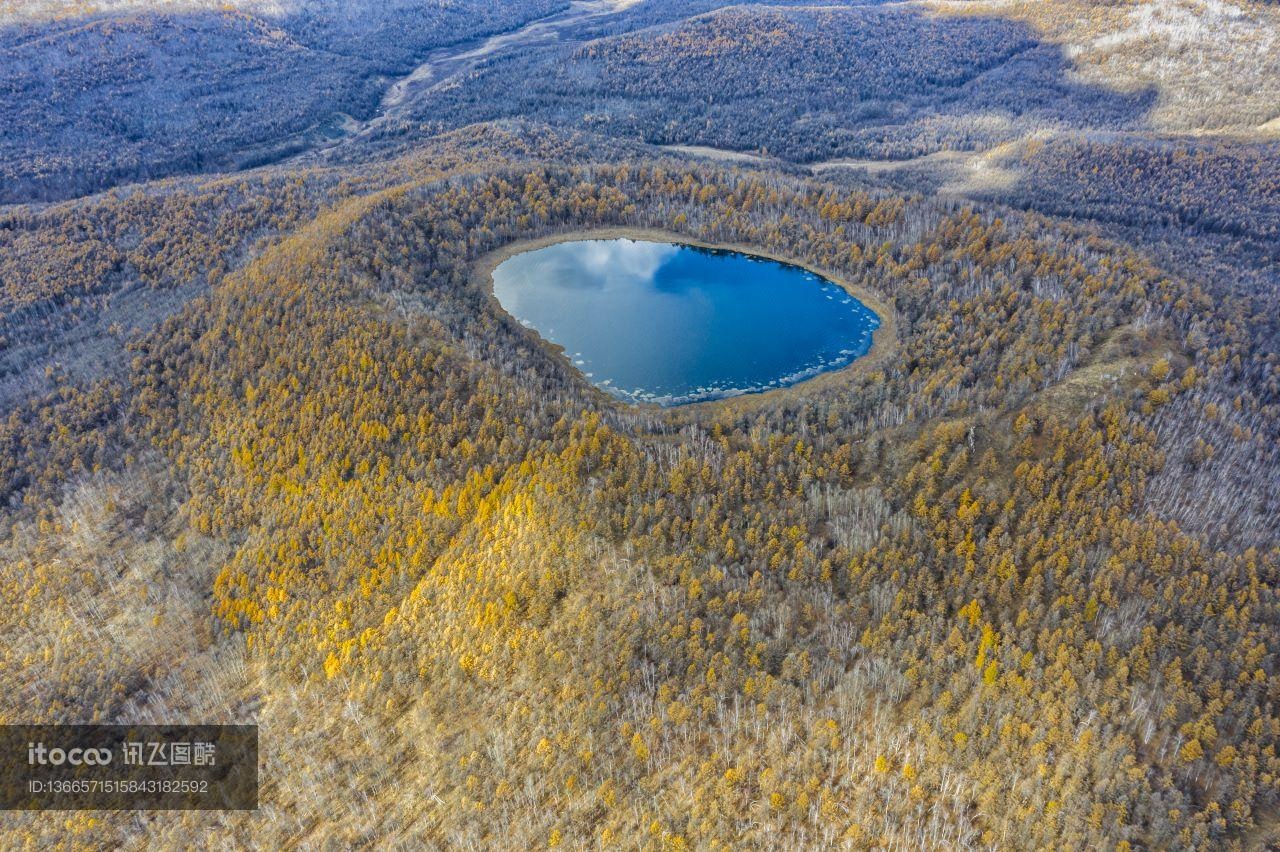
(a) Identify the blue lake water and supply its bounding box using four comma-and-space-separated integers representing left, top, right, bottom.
491, 238, 881, 406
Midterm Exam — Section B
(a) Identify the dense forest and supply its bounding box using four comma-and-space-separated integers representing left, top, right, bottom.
1, 0, 1278, 848
0, 0, 568, 202
1, 123, 1277, 846
4, 0, 1273, 203
996, 135, 1280, 250
396, 5, 1152, 163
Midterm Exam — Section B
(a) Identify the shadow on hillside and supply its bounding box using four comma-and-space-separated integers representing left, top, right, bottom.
389, 3, 1158, 165
0, 2, 1161, 204
0, 1, 567, 205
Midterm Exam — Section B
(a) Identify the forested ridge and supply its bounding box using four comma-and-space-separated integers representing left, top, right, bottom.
0, 131, 1276, 847
0, 0, 570, 202
995, 136, 1280, 250
387, 4, 1152, 164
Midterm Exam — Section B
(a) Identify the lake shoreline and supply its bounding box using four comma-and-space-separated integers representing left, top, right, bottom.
470, 226, 899, 415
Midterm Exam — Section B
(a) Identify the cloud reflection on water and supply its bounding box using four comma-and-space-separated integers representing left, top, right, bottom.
491, 237, 879, 406
500, 238, 679, 293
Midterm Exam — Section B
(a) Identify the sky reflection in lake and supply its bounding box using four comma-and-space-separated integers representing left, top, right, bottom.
492, 238, 880, 405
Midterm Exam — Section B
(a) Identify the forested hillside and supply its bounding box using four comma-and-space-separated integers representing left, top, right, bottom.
0, 0, 1277, 849
929, 0, 1280, 134
0, 0, 568, 201
397, 5, 1150, 162
1, 124, 1277, 846
994, 135, 1280, 250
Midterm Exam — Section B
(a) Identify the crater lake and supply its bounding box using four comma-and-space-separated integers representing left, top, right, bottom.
491, 237, 882, 406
